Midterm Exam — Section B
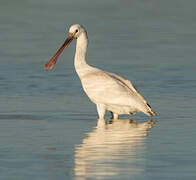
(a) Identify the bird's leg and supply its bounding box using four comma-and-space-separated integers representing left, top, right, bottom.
96, 104, 106, 120
113, 113, 118, 119
110, 112, 118, 120
97, 118, 106, 128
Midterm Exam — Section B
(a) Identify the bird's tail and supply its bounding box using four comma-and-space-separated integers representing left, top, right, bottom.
144, 103, 157, 116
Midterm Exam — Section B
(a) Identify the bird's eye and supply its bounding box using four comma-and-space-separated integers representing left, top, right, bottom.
75, 29, 78, 33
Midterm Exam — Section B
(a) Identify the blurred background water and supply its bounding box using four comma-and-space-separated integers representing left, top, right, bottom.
0, 0, 196, 179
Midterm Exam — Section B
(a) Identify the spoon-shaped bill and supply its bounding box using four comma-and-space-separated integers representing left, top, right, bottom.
44, 34, 74, 70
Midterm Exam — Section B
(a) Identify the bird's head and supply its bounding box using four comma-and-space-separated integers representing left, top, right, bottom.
44, 24, 85, 70
68, 24, 85, 39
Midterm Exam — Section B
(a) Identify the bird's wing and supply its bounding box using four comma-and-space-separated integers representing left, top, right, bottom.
81, 69, 148, 107
107, 72, 138, 93
107, 72, 147, 104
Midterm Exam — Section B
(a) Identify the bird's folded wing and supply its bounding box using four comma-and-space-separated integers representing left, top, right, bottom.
81, 70, 147, 106
107, 72, 147, 103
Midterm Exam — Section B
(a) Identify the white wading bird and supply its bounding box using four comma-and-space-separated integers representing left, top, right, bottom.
44, 24, 157, 120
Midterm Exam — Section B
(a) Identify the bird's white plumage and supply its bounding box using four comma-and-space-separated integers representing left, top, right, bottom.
45, 24, 156, 121
70, 24, 156, 120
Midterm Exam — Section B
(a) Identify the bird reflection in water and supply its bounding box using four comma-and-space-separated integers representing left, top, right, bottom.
74, 119, 155, 180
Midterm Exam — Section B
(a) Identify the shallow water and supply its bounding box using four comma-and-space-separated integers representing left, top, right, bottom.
0, 0, 196, 179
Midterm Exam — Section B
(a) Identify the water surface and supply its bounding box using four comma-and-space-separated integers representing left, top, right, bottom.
0, 0, 196, 179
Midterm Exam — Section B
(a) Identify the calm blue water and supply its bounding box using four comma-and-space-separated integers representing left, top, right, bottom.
0, 0, 196, 179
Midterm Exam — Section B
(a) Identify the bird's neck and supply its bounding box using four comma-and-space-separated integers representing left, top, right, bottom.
74, 32, 88, 74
